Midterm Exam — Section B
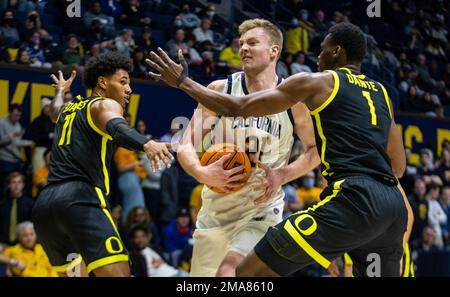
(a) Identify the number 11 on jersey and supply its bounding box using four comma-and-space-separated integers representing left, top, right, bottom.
58, 113, 76, 146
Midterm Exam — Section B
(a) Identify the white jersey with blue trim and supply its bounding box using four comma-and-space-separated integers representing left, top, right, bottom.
197, 72, 294, 228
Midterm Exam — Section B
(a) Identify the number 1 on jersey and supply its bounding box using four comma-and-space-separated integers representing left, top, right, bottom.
362, 91, 377, 126
58, 113, 76, 146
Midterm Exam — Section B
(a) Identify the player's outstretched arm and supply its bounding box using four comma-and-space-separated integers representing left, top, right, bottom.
146, 48, 322, 117
254, 103, 320, 204
49, 70, 76, 123
90, 99, 174, 172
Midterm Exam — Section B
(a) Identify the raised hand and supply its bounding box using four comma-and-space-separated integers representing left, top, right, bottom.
144, 140, 175, 172
50, 70, 76, 92
145, 48, 187, 88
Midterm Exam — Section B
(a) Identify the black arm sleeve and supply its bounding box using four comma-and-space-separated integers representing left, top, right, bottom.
106, 118, 148, 151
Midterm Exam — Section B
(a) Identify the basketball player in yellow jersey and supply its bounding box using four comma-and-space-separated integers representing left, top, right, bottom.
177, 19, 320, 276
147, 22, 413, 276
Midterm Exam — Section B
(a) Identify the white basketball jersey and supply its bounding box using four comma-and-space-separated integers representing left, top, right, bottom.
197, 72, 294, 228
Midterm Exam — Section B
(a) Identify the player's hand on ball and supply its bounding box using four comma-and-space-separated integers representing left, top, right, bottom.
254, 162, 283, 205
201, 154, 246, 193
143, 140, 175, 172
50, 70, 76, 92
146, 48, 187, 88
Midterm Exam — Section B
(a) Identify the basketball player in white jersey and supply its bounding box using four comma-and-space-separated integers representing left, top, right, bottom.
177, 19, 320, 276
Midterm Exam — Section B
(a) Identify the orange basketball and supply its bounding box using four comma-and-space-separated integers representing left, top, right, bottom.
200, 143, 252, 193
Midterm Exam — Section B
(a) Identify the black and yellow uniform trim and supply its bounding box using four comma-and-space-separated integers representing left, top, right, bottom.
402, 243, 415, 277
87, 97, 113, 196
52, 254, 82, 273
254, 176, 407, 276
283, 179, 346, 268
310, 70, 340, 177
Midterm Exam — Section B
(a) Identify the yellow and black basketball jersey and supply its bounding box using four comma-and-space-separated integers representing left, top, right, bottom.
47, 96, 114, 195
311, 67, 396, 185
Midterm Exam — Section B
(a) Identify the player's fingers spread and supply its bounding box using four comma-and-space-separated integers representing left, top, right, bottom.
157, 47, 171, 64
159, 152, 171, 168
150, 159, 156, 173
146, 57, 163, 72
148, 72, 162, 80
217, 153, 231, 164
227, 173, 246, 183
69, 70, 77, 81
58, 70, 63, 80
228, 165, 244, 175
50, 74, 58, 84
150, 51, 168, 69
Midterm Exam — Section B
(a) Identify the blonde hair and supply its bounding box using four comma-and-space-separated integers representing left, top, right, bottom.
238, 18, 283, 49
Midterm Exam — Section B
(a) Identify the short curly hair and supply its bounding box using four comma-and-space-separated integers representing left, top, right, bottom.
83, 51, 132, 89
328, 23, 367, 64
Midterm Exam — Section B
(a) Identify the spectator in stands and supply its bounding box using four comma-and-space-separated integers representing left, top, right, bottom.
437, 148, 450, 187
418, 148, 443, 187
25, 97, 54, 171
120, 0, 151, 27
136, 26, 155, 56
0, 172, 34, 245
193, 17, 214, 44
82, 42, 101, 65
439, 186, 450, 245
100, 0, 122, 18
414, 54, 435, 90
62, 34, 84, 67
276, 52, 293, 79
165, 28, 187, 60
290, 51, 312, 74
311, 10, 328, 37
328, 11, 344, 28
135, 119, 152, 140
426, 184, 447, 248
32, 148, 50, 198
85, 19, 114, 51
296, 171, 322, 209
83, 1, 114, 34
114, 144, 146, 222
185, 36, 202, 66
179, 3, 200, 30
0, 221, 56, 277
130, 224, 186, 276
419, 226, 441, 253
285, 17, 310, 55
410, 178, 428, 245
282, 183, 302, 219
125, 206, 161, 248
0, 10, 19, 48
131, 47, 148, 78
20, 32, 51, 68
22, 10, 48, 40
15, 47, 31, 65
219, 37, 242, 72
0, 104, 32, 190
115, 28, 135, 58
162, 208, 192, 258
199, 3, 220, 32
